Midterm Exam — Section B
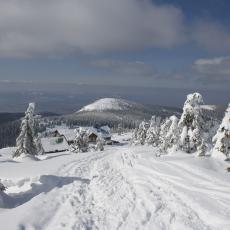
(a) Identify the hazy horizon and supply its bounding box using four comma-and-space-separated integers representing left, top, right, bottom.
0, 82, 228, 114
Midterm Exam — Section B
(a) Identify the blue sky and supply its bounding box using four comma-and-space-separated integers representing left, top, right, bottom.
0, 0, 229, 96
154, 0, 230, 23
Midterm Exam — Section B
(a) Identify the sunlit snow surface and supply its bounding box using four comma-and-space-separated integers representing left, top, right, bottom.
0, 133, 229, 230
78, 98, 138, 112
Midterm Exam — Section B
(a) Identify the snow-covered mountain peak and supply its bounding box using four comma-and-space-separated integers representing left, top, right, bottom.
78, 98, 136, 112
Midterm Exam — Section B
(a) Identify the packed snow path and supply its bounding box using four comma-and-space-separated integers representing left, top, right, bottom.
0, 144, 230, 230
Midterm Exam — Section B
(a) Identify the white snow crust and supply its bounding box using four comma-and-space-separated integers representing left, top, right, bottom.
0, 134, 229, 230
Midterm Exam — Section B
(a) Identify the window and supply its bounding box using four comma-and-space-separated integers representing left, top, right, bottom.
56, 137, 63, 144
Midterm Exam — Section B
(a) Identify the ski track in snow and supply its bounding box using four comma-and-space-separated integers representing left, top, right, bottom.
1, 145, 230, 230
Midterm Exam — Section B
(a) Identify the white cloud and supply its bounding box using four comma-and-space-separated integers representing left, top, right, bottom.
0, 0, 185, 58
193, 56, 230, 82
194, 56, 230, 65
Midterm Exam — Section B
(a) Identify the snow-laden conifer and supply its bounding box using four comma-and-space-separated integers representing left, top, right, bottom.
212, 104, 230, 160
131, 121, 149, 145
160, 115, 179, 153
117, 123, 123, 136
197, 140, 207, 157
178, 93, 205, 153
95, 136, 104, 151
131, 128, 138, 145
13, 103, 37, 158
145, 116, 161, 146
35, 134, 43, 155
159, 117, 172, 151
71, 128, 89, 153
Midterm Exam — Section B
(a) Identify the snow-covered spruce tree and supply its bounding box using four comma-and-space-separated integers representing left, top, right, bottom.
130, 128, 139, 145
145, 116, 161, 146
71, 128, 89, 153
159, 117, 172, 152
179, 126, 189, 153
137, 121, 149, 145
160, 115, 179, 153
167, 116, 179, 150
117, 123, 123, 136
13, 103, 37, 158
197, 139, 207, 157
212, 104, 230, 160
35, 134, 43, 155
178, 92, 205, 153
131, 121, 149, 145
95, 136, 104, 151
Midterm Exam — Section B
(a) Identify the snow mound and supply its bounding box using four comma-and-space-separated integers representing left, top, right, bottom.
14, 153, 40, 162
78, 98, 138, 112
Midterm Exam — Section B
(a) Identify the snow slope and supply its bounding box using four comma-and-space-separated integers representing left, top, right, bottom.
78, 98, 140, 112
0, 135, 230, 230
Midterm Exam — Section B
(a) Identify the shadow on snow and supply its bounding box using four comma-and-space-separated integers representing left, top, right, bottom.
2, 175, 90, 209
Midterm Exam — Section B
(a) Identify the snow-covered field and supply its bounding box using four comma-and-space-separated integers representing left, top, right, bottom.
0, 133, 229, 230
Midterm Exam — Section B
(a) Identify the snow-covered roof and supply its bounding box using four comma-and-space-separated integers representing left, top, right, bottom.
41, 137, 69, 153
55, 128, 75, 141
47, 125, 111, 141
87, 126, 111, 139
46, 126, 76, 142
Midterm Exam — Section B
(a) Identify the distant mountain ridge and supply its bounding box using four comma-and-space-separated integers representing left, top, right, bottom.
78, 98, 142, 112
71, 98, 227, 128
67, 98, 182, 128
